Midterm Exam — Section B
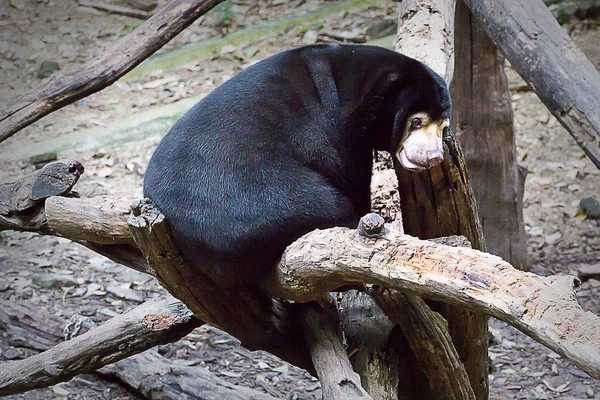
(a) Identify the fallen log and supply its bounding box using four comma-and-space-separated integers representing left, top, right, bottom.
463, 0, 600, 169
0, 0, 224, 143
100, 350, 277, 400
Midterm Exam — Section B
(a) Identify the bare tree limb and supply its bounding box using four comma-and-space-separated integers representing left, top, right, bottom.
462, 0, 600, 169
45, 195, 135, 245
1, 165, 598, 385
0, 298, 201, 396
301, 299, 372, 399
0, 0, 224, 143
270, 226, 600, 381
128, 198, 316, 373
395, 0, 456, 83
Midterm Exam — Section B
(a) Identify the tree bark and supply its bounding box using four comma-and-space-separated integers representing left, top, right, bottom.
395, 2, 489, 398
462, 0, 600, 169
0, 0, 224, 143
302, 299, 372, 399
2, 189, 600, 394
451, 0, 527, 270
0, 160, 84, 231
100, 350, 277, 400
0, 298, 201, 396
373, 290, 475, 400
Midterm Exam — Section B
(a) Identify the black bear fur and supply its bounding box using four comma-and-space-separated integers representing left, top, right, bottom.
143, 44, 451, 287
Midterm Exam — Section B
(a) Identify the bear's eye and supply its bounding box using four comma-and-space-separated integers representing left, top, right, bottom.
410, 118, 423, 130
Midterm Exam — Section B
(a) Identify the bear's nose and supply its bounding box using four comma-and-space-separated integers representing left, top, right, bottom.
427, 150, 444, 167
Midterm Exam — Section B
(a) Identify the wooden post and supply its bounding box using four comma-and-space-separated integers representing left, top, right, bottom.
450, 0, 527, 270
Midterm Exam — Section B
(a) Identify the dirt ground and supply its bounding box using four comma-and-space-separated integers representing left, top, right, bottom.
1, 1, 599, 399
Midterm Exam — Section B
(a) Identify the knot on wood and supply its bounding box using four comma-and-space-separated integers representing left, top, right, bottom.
357, 213, 386, 238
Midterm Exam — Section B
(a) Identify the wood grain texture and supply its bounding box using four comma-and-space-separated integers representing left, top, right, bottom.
451, 1, 527, 269
272, 225, 600, 381
462, 0, 600, 169
302, 300, 372, 399
373, 290, 475, 400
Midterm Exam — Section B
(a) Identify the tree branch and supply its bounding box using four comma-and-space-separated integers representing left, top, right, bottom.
395, 3, 489, 398
1, 165, 598, 386
0, 298, 201, 396
269, 225, 600, 381
301, 299, 372, 399
462, 0, 600, 169
0, 0, 224, 143
372, 289, 475, 400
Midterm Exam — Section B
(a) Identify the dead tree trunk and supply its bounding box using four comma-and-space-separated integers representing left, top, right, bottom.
462, 0, 600, 170
394, 1, 489, 398
451, 0, 528, 270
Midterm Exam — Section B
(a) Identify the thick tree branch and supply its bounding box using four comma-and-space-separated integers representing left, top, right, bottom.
395, 0, 456, 83
462, 0, 600, 169
2, 165, 598, 387
372, 289, 475, 400
269, 226, 600, 381
0, 298, 201, 396
2, 191, 599, 388
0, 0, 224, 143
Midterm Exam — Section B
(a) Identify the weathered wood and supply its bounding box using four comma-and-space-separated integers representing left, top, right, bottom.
271, 225, 600, 381
0, 0, 224, 143
462, 0, 600, 169
373, 289, 475, 400
0, 298, 201, 396
451, 0, 527, 269
340, 291, 401, 399
128, 198, 315, 374
100, 350, 277, 400
45, 195, 135, 245
302, 299, 372, 399
0, 160, 83, 217
3, 191, 600, 383
395, 2, 489, 398
395, 0, 456, 83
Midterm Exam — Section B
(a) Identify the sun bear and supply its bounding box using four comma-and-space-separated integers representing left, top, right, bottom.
144, 44, 451, 286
